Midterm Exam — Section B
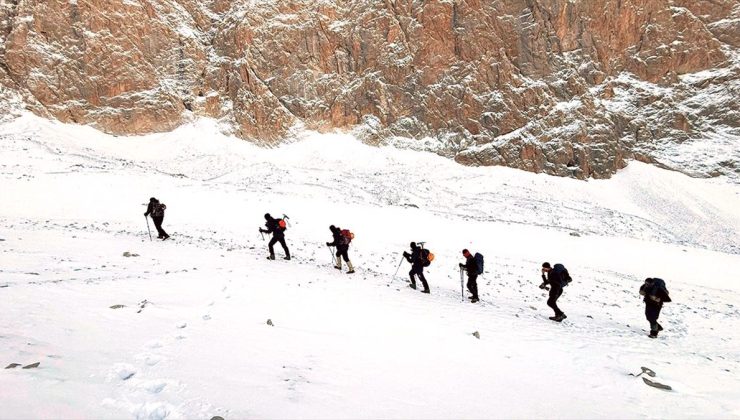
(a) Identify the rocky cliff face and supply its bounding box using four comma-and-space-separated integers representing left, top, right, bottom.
1, 0, 738, 179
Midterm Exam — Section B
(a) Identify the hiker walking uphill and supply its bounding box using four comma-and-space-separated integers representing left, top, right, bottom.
540, 262, 572, 322
326, 225, 355, 274
144, 197, 169, 240
259, 213, 290, 260
403, 242, 431, 294
459, 249, 484, 303
640, 278, 671, 338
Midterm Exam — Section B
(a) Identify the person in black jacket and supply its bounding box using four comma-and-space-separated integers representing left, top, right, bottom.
640, 278, 671, 338
403, 242, 430, 293
540, 262, 571, 322
326, 225, 354, 274
144, 197, 169, 240
459, 249, 479, 303
259, 213, 290, 260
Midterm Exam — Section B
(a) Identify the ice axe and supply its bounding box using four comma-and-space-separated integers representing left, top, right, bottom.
282, 214, 291, 227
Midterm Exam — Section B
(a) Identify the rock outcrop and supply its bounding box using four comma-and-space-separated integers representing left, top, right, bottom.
1, 0, 738, 179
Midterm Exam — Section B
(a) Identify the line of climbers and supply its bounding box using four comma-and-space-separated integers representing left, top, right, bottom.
143, 198, 672, 339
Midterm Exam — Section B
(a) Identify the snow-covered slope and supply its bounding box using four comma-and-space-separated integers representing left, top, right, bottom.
1, 114, 740, 419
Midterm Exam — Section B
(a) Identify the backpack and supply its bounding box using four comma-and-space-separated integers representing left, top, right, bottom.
340, 229, 354, 245
152, 203, 166, 217
420, 249, 434, 267
474, 253, 484, 275
643, 278, 671, 303
277, 219, 287, 230
553, 264, 572, 287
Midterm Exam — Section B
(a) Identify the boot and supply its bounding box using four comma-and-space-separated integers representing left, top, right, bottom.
347, 261, 355, 274
421, 289, 430, 294
283, 256, 291, 260
556, 314, 567, 322
649, 330, 658, 338
657, 323, 664, 331
409, 283, 417, 290
335, 259, 342, 270
470, 297, 479, 303
267, 254, 275, 260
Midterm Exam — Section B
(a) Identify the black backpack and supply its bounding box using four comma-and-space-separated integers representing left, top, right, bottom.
474, 253, 484, 275
152, 203, 166, 217
643, 278, 671, 303
553, 264, 572, 287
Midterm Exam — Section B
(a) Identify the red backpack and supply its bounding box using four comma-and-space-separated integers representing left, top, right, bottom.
340, 229, 354, 245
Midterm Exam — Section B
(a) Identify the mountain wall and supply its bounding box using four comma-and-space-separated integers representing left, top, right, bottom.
1, 0, 738, 179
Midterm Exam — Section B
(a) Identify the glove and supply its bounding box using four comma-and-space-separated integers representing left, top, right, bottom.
326, 242, 331, 246
403, 251, 409, 257
459, 263, 464, 268
539, 283, 547, 290
144, 213, 147, 216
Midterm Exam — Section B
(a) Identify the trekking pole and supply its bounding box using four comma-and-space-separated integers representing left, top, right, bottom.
387, 256, 405, 285
460, 267, 464, 301
145, 215, 152, 241
259, 229, 264, 241
328, 245, 336, 266
393, 256, 404, 277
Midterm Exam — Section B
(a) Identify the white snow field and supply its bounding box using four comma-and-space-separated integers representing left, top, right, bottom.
2, 113, 740, 419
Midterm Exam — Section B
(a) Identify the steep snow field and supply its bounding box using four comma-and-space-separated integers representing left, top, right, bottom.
1, 114, 740, 419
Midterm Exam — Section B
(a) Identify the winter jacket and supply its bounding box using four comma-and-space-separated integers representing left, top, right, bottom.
327, 227, 344, 247
463, 256, 478, 276
405, 246, 423, 266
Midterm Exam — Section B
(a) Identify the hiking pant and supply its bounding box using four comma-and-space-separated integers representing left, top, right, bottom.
152, 216, 168, 238
269, 236, 290, 258
645, 304, 662, 332
409, 264, 429, 291
467, 273, 479, 299
335, 245, 350, 262
547, 285, 564, 317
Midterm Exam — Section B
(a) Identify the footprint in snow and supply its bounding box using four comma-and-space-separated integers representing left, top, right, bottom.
146, 341, 164, 349
139, 354, 163, 367
133, 401, 173, 420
